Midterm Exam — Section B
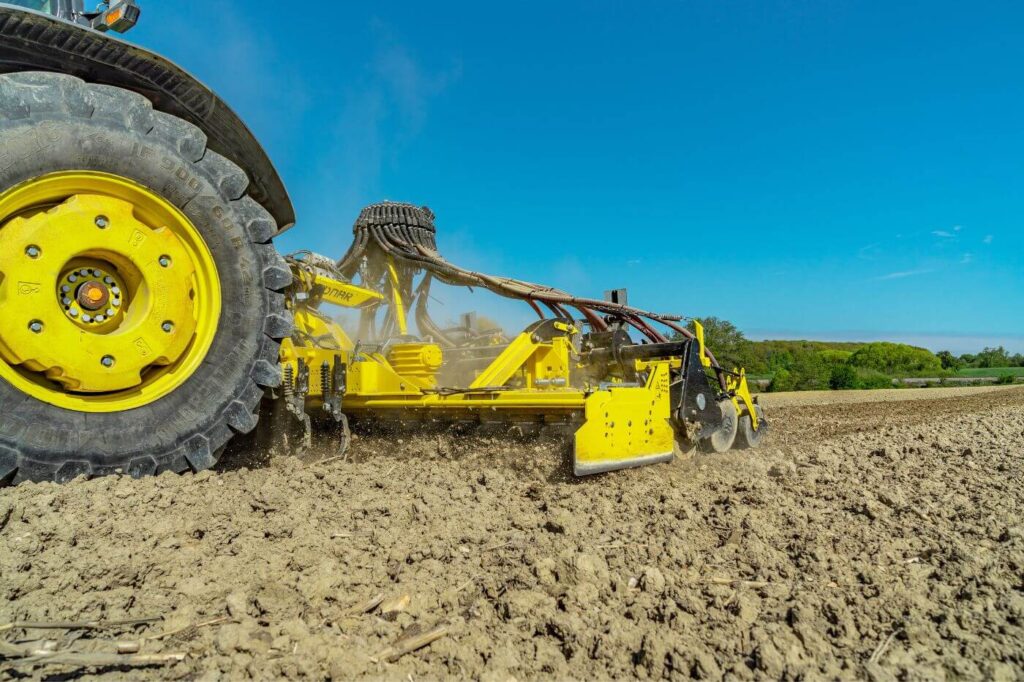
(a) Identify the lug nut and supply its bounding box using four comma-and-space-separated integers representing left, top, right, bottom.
69, 309, 79, 318
82, 314, 92, 323
112, 298, 121, 306
62, 297, 72, 306
79, 268, 89, 276
103, 276, 114, 285
101, 355, 115, 368
158, 255, 172, 267
25, 245, 40, 258
28, 320, 43, 333
161, 321, 174, 333
106, 308, 115, 316
95, 215, 109, 229
68, 274, 78, 283
94, 315, 105, 323
111, 286, 121, 296
61, 285, 71, 293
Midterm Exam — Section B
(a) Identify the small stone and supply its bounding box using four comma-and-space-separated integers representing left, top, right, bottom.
226, 591, 251, 618
865, 661, 897, 682
877, 489, 905, 509
753, 640, 785, 675
692, 649, 721, 679
544, 509, 572, 534
534, 557, 558, 586
380, 593, 411, 621
768, 461, 797, 478
640, 566, 666, 594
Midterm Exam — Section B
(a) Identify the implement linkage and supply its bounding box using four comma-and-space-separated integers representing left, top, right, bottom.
334, 202, 729, 390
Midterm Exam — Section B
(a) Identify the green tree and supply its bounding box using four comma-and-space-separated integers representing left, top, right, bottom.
766, 349, 794, 373
854, 368, 894, 389
936, 350, 963, 371
767, 368, 794, 392
848, 342, 942, 376
820, 349, 854, 365
975, 346, 1010, 369
829, 363, 857, 390
788, 349, 830, 390
689, 317, 762, 372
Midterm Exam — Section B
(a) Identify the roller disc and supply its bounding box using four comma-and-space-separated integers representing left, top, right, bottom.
704, 398, 738, 453
735, 404, 767, 449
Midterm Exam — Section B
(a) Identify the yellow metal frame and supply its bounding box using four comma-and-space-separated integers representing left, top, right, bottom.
385, 258, 408, 336
292, 266, 383, 308
573, 358, 679, 475
692, 319, 759, 430
726, 368, 759, 431
0, 171, 220, 412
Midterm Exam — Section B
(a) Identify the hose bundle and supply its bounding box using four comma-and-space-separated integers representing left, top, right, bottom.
335, 201, 720, 370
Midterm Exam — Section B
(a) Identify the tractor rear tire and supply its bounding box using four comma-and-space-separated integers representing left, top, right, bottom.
0, 72, 291, 484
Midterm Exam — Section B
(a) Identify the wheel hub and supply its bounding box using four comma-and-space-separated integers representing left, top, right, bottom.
76, 279, 110, 311
0, 177, 217, 400
58, 262, 126, 329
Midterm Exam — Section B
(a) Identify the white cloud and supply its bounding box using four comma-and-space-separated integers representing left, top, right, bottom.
932, 230, 954, 238
857, 242, 881, 260
960, 253, 973, 264
983, 234, 994, 244
953, 225, 963, 232
873, 268, 934, 281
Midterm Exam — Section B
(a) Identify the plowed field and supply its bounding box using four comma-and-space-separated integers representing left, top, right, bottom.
2, 386, 1022, 680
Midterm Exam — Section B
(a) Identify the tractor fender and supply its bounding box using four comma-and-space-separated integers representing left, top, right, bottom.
0, 6, 295, 231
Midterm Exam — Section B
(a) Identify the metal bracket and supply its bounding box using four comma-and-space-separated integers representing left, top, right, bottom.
322, 355, 347, 422
676, 339, 723, 436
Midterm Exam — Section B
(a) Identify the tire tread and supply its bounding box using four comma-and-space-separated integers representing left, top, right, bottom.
0, 71, 291, 485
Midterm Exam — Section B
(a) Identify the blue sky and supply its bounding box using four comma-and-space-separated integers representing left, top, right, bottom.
132, 1, 1023, 354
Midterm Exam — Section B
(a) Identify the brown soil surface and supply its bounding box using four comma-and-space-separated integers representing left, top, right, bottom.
2, 386, 1023, 680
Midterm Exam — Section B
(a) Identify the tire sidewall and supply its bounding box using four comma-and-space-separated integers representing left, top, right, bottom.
0, 115, 267, 479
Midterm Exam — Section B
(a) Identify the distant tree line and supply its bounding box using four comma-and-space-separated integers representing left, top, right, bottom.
684, 318, 1023, 392
937, 346, 1024, 371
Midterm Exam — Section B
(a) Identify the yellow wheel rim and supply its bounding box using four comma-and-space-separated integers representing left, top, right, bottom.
0, 171, 221, 412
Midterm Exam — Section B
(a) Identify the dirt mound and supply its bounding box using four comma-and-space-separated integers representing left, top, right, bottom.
2, 387, 1023, 679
